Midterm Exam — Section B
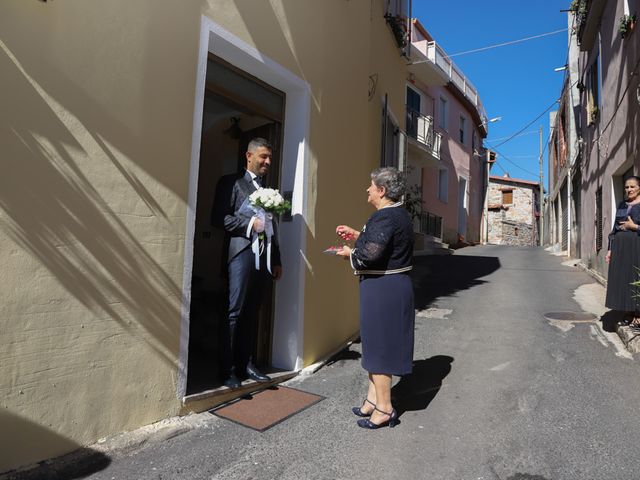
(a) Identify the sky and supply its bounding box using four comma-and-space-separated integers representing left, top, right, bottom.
412, 0, 571, 189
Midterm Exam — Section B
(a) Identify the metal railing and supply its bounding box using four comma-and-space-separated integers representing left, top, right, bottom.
384, 0, 412, 57
419, 211, 443, 240
406, 107, 442, 159
425, 40, 488, 126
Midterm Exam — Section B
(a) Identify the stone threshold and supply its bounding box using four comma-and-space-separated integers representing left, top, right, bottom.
180, 370, 298, 415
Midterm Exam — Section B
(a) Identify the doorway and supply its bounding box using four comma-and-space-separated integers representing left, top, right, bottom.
185, 54, 285, 395
457, 177, 468, 239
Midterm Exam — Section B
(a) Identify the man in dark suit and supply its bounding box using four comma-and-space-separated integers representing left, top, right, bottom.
212, 138, 282, 388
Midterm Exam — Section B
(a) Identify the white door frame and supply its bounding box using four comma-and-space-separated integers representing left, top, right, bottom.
177, 16, 311, 398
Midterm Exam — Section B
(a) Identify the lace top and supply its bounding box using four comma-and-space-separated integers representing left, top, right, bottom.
350, 205, 414, 275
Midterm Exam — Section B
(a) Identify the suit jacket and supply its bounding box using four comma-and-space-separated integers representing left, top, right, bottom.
212, 170, 282, 267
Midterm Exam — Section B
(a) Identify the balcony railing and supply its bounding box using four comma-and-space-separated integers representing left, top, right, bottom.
419, 211, 443, 240
425, 40, 488, 127
384, 0, 412, 57
406, 107, 442, 159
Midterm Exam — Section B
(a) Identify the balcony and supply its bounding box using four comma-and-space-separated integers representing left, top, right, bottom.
425, 41, 488, 129
384, 0, 412, 57
574, 0, 606, 51
406, 107, 442, 165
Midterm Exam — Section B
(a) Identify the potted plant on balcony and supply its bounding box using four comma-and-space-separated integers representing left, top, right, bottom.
384, 13, 408, 50
569, 0, 588, 28
619, 13, 637, 38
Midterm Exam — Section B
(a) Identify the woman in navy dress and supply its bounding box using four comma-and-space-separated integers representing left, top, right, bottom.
335, 167, 414, 429
606, 176, 640, 327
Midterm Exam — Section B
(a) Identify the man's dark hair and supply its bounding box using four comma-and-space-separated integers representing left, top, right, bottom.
247, 137, 273, 152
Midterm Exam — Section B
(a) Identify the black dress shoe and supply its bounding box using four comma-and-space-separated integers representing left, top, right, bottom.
224, 374, 241, 389
246, 364, 271, 382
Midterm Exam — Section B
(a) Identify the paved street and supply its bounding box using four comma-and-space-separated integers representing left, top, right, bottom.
20, 245, 640, 480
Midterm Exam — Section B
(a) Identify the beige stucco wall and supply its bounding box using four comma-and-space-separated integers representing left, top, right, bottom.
202, 0, 408, 367
0, 0, 205, 471
0, 0, 410, 472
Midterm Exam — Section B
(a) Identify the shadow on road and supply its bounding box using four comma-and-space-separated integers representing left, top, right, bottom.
600, 309, 623, 332
391, 355, 453, 416
411, 254, 501, 309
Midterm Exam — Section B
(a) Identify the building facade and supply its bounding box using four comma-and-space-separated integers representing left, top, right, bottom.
487, 175, 541, 246
404, 20, 489, 248
0, 0, 446, 473
547, 0, 640, 278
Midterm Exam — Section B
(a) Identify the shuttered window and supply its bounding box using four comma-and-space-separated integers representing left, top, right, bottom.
502, 190, 513, 205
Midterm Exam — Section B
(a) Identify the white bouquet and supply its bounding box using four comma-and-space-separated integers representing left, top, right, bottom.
249, 187, 291, 215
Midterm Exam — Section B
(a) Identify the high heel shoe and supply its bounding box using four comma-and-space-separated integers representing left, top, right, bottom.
352, 398, 376, 417
356, 407, 399, 429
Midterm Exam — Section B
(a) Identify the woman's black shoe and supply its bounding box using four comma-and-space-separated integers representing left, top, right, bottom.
352, 398, 376, 417
356, 407, 399, 429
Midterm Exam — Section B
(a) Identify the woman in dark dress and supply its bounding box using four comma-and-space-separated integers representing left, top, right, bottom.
335, 167, 414, 429
605, 176, 640, 328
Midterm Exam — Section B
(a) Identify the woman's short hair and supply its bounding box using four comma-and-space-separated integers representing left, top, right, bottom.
371, 167, 406, 202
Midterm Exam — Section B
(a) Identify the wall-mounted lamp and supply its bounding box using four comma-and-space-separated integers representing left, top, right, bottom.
554, 65, 569, 72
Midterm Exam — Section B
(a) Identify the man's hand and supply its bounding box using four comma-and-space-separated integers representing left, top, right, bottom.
272, 265, 283, 280
605, 250, 612, 263
253, 216, 265, 233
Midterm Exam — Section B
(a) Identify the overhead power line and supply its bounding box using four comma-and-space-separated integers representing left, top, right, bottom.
490, 99, 560, 149
447, 29, 568, 58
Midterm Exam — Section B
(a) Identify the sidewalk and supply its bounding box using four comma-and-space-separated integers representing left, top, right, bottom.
564, 257, 640, 355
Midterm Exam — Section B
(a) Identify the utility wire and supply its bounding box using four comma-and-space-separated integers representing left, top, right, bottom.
491, 99, 560, 149
487, 130, 539, 143
490, 146, 540, 178
447, 29, 568, 58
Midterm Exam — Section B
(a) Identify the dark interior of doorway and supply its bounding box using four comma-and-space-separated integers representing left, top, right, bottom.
186, 61, 284, 395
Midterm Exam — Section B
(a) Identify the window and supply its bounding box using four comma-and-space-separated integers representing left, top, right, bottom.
438, 96, 448, 130
406, 86, 421, 138
381, 97, 406, 169
586, 55, 600, 125
438, 168, 448, 202
459, 116, 466, 144
502, 189, 513, 205
472, 130, 477, 152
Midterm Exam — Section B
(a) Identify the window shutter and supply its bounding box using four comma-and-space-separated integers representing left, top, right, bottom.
595, 187, 603, 251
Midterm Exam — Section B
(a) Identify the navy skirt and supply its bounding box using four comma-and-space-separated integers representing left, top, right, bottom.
606, 231, 640, 312
359, 273, 415, 376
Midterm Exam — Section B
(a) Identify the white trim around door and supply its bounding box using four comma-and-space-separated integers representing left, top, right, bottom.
177, 15, 311, 398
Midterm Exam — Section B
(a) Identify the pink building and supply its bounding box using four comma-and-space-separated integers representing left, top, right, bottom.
406, 20, 490, 248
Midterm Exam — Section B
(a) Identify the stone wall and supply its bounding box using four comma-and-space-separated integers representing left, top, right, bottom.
487, 179, 538, 246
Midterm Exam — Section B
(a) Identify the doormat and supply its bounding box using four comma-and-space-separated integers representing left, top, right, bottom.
211, 386, 324, 432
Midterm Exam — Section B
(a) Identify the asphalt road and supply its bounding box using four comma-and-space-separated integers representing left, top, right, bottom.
20, 245, 640, 479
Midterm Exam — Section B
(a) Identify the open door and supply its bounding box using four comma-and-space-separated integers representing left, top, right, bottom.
185, 54, 284, 395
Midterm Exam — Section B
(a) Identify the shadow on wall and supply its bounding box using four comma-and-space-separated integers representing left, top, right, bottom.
410, 254, 501, 309
0, 411, 110, 479
0, 37, 181, 364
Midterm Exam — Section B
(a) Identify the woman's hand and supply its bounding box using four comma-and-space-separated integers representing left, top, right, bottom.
619, 216, 638, 231
335, 245, 352, 259
605, 250, 611, 263
336, 225, 359, 241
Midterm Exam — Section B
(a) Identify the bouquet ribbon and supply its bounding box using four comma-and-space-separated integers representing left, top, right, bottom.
251, 209, 273, 274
